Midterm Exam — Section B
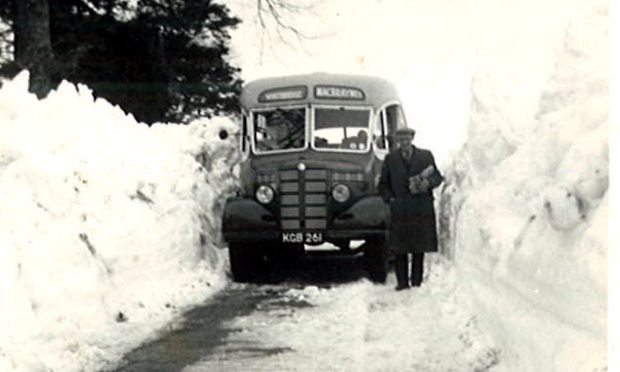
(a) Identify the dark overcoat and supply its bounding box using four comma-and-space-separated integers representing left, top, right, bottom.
378, 146, 443, 254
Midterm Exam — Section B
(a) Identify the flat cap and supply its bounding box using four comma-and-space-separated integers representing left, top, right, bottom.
394, 127, 416, 136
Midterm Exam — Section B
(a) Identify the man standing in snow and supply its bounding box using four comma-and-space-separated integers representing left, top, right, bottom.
378, 127, 443, 290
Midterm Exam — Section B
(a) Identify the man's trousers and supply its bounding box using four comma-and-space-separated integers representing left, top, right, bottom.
394, 252, 424, 287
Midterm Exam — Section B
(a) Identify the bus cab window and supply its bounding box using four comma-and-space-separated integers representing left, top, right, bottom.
373, 110, 388, 150
381, 104, 407, 149
253, 108, 306, 152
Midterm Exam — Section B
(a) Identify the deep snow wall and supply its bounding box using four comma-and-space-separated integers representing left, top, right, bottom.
0, 73, 239, 371
440, 2, 608, 371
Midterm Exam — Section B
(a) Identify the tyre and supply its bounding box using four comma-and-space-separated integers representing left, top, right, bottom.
265, 243, 303, 283
364, 238, 388, 283
228, 243, 267, 283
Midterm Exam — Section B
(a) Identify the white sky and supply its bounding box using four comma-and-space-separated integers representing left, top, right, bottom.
227, 0, 583, 167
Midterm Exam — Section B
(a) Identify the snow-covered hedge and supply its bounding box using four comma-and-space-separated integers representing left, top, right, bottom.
440, 2, 608, 371
0, 73, 239, 371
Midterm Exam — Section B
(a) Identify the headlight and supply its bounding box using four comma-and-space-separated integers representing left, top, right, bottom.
331, 184, 350, 203
255, 185, 274, 204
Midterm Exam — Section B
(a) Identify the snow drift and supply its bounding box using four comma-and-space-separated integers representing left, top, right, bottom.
0, 73, 239, 371
440, 2, 609, 371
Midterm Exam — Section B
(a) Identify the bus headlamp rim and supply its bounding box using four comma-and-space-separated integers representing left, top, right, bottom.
256, 185, 275, 204
331, 184, 351, 203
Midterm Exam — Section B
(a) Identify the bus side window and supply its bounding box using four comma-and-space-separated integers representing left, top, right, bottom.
241, 115, 248, 153
385, 104, 406, 148
373, 110, 388, 150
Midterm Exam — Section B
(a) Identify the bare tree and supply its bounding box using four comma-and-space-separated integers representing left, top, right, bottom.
255, 0, 316, 57
13, 0, 54, 97
0, 21, 11, 65
3, 0, 314, 98
256, 0, 311, 41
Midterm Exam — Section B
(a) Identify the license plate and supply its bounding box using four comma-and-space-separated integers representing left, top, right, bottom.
282, 232, 323, 244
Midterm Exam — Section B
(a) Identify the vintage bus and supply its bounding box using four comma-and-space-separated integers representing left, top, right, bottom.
221, 73, 409, 283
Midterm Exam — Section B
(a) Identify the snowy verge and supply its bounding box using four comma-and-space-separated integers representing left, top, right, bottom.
440, 2, 608, 371
0, 72, 239, 371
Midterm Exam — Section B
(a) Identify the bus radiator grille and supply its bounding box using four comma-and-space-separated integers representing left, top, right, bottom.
279, 168, 327, 230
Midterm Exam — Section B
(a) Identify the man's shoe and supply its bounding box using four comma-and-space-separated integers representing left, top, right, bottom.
395, 284, 410, 291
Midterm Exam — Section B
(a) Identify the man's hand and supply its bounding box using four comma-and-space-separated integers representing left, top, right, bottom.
408, 175, 421, 194
409, 175, 430, 194
418, 178, 430, 192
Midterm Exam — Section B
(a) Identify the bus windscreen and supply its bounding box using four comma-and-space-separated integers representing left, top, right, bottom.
313, 108, 371, 151
253, 108, 306, 152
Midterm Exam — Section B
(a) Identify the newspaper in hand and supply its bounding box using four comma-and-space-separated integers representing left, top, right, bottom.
408, 165, 435, 194
408, 175, 423, 194
420, 165, 435, 178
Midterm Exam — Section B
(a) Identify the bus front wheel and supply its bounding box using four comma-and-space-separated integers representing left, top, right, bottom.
364, 238, 388, 283
228, 243, 267, 283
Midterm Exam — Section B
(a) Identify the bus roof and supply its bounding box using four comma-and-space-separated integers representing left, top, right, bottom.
240, 72, 401, 110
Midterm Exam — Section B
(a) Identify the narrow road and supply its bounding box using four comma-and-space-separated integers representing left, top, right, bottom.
110, 255, 367, 372
111, 256, 503, 372
109, 285, 278, 372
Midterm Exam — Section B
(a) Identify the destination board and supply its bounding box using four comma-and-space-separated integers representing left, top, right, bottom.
314, 85, 365, 100
258, 86, 307, 102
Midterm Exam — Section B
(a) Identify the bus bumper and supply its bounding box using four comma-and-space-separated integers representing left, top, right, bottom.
222, 196, 390, 243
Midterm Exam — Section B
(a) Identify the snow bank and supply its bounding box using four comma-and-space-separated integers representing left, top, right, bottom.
440, 2, 608, 371
0, 73, 239, 371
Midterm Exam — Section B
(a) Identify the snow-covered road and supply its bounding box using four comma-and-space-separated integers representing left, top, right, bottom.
112, 257, 503, 372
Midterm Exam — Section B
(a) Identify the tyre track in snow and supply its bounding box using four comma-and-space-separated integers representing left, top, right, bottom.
111, 257, 502, 372
108, 255, 367, 372
183, 257, 502, 372
108, 286, 279, 372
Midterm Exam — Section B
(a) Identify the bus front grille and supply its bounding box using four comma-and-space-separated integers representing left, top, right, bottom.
279, 169, 328, 230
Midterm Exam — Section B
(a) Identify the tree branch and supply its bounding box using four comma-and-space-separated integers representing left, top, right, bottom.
255, 0, 315, 43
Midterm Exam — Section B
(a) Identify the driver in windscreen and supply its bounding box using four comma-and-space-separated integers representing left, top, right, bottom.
258, 110, 304, 150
